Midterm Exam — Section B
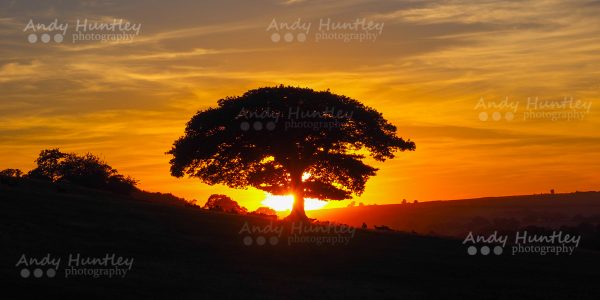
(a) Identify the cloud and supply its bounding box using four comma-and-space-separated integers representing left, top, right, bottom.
371, 0, 576, 25
0, 60, 43, 82
281, 0, 307, 5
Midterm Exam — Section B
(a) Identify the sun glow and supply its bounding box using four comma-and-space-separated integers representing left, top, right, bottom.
261, 194, 328, 211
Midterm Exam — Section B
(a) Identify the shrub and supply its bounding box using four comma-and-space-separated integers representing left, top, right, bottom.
203, 194, 248, 214
250, 206, 277, 219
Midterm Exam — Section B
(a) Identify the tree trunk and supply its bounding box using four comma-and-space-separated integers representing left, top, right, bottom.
286, 192, 307, 221
285, 171, 308, 222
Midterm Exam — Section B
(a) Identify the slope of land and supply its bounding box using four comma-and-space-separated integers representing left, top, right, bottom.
1, 180, 599, 299
308, 192, 600, 237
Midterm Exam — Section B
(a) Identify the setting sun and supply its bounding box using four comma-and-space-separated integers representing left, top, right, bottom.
261, 194, 328, 212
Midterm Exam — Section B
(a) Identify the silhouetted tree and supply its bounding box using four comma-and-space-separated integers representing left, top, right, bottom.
27, 148, 137, 194
203, 194, 248, 214
251, 206, 277, 218
168, 86, 415, 220
0, 168, 23, 178
0, 168, 23, 186
27, 149, 66, 181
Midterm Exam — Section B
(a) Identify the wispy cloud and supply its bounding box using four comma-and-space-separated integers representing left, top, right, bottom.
0, 0, 599, 207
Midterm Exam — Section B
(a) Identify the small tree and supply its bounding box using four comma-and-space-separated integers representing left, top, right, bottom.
27, 148, 137, 194
27, 149, 66, 181
251, 206, 277, 217
169, 86, 415, 220
203, 194, 248, 214
0, 168, 23, 178
0, 168, 23, 186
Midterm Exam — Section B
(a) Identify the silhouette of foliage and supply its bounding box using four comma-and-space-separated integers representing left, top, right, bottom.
27, 149, 66, 181
168, 86, 415, 220
251, 206, 277, 218
0, 168, 23, 178
203, 194, 248, 214
27, 148, 137, 194
0, 168, 23, 186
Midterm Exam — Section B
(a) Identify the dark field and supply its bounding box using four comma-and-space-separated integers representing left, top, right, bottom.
2, 180, 599, 299
309, 192, 600, 237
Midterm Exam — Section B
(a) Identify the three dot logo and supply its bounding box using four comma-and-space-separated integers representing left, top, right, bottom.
237, 107, 281, 132
478, 111, 514, 122
243, 235, 279, 246
240, 121, 277, 131
27, 33, 64, 44
467, 245, 503, 256
20, 267, 57, 278
270, 32, 307, 43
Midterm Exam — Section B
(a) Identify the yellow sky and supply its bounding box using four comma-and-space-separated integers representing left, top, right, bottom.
1, 0, 599, 211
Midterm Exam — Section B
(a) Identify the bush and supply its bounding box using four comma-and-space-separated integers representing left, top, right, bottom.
0, 168, 23, 186
203, 194, 247, 214
250, 207, 277, 219
0, 168, 23, 178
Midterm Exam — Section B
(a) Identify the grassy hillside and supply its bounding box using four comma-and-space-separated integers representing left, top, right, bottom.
308, 192, 600, 237
1, 180, 600, 299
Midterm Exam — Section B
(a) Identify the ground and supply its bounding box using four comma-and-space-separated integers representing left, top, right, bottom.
1, 180, 599, 299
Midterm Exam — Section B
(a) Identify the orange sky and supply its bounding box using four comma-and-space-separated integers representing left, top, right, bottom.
1, 0, 599, 211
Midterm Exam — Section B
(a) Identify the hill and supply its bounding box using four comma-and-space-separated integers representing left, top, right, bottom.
308, 192, 600, 237
1, 180, 599, 299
